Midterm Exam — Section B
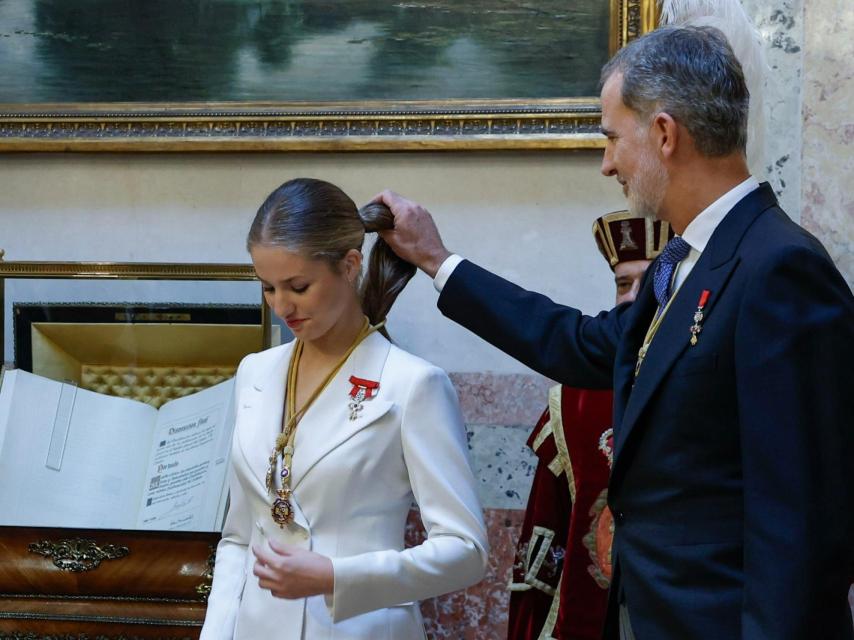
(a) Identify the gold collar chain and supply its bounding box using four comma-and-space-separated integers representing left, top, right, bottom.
265, 317, 384, 527
634, 278, 685, 379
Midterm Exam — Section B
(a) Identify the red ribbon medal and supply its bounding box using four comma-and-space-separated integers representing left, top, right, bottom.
348, 376, 380, 420
690, 289, 711, 346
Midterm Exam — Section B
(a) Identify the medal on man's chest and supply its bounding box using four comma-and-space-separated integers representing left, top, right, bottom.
690, 289, 711, 346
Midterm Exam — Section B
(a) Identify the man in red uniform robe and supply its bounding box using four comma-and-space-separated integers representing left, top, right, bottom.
508, 212, 673, 640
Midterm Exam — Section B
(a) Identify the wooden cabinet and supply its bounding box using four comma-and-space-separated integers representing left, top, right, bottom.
0, 526, 218, 638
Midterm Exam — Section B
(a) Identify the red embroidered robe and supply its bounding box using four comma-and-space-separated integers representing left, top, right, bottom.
508, 386, 614, 640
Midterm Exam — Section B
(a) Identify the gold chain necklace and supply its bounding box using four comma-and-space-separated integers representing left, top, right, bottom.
265, 317, 383, 527
634, 278, 685, 379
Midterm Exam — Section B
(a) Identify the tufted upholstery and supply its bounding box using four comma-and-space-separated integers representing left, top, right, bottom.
80, 364, 237, 408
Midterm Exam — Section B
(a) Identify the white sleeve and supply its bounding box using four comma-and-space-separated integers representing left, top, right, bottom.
433, 254, 465, 292
199, 356, 254, 640
328, 365, 489, 622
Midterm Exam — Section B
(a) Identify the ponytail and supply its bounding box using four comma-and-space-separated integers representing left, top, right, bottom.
248, 178, 414, 339
357, 202, 416, 336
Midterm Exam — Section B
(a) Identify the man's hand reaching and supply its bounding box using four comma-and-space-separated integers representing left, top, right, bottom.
370, 190, 451, 278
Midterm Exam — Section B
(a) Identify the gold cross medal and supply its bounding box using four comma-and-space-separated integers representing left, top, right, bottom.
690, 289, 711, 346
348, 376, 379, 421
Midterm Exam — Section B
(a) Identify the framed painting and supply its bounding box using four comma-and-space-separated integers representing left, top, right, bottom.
0, 0, 658, 152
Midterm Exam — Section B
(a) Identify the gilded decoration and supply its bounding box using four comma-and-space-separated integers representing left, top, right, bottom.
28, 538, 130, 573
0, 1, 659, 152
195, 546, 217, 601
0, 254, 270, 360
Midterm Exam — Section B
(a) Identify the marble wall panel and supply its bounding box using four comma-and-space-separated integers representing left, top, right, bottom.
743, 0, 805, 218
407, 507, 525, 640
801, 0, 854, 287
450, 372, 553, 427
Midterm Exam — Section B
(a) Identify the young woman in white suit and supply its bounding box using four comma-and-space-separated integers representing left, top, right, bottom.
200, 178, 488, 640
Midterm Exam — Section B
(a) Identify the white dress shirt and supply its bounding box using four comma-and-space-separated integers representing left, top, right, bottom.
433, 176, 760, 294
672, 176, 759, 291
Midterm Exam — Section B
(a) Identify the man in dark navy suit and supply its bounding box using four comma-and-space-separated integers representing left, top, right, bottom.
375, 25, 854, 640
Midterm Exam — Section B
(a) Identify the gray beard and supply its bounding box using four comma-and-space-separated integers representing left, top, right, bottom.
627, 154, 668, 220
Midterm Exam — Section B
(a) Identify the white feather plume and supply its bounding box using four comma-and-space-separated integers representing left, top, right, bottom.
659, 0, 768, 174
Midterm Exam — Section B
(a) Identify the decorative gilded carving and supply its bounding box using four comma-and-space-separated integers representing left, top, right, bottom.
0, 259, 255, 281
28, 538, 130, 573
0, 109, 609, 150
195, 545, 217, 601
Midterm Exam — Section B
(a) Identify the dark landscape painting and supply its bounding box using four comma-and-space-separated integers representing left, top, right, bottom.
0, 0, 610, 103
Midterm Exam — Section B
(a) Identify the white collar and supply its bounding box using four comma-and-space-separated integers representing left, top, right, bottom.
680, 176, 760, 252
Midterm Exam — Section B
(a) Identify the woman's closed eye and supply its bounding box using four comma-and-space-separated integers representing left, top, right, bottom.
261, 283, 310, 294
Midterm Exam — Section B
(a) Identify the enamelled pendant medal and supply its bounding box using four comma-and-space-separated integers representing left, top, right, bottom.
267, 435, 295, 526
689, 290, 711, 346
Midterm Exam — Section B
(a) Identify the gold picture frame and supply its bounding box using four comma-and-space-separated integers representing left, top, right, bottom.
0, 0, 658, 152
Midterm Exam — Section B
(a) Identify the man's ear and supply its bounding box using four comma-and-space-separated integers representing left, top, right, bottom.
651, 112, 679, 160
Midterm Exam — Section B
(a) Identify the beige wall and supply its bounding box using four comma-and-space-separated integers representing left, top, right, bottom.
0, 150, 626, 374
2, 0, 851, 374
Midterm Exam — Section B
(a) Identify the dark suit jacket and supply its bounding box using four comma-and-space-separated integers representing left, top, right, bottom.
438, 183, 854, 639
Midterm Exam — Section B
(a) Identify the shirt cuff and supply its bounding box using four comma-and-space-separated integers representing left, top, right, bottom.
433, 254, 464, 293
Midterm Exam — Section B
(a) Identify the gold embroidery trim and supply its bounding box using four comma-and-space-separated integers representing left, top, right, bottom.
547, 456, 564, 477
507, 525, 559, 595
532, 419, 554, 453
524, 526, 558, 596
538, 571, 563, 640
547, 384, 576, 502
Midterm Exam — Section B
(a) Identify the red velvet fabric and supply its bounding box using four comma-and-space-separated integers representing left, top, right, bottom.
508, 387, 614, 640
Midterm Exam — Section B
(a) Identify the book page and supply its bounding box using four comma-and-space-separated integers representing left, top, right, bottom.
0, 368, 15, 459
135, 378, 235, 531
0, 370, 156, 528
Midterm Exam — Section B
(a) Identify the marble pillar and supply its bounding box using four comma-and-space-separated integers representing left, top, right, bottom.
801, 0, 854, 288
744, 0, 805, 219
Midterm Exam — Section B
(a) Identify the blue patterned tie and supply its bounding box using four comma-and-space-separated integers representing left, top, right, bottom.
653, 236, 691, 307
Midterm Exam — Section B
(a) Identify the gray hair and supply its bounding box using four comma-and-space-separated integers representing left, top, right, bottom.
600, 25, 749, 157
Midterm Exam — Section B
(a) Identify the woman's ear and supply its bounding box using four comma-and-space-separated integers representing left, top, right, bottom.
342, 248, 363, 284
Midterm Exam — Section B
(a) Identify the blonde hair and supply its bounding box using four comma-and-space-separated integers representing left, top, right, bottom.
247, 178, 415, 334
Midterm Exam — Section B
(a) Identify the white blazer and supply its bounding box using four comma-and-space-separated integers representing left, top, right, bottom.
200, 332, 488, 640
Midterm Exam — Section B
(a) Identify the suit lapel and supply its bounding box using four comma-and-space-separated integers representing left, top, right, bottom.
236, 343, 291, 495
612, 182, 779, 468
614, 254, 738, 461
290, 331, 393, 492
612, 273, 658, 429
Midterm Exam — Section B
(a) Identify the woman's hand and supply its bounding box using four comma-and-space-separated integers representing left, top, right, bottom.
252, 539, 333, 599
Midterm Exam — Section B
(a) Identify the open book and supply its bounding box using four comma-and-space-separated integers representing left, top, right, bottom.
0, 369, 235, 531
